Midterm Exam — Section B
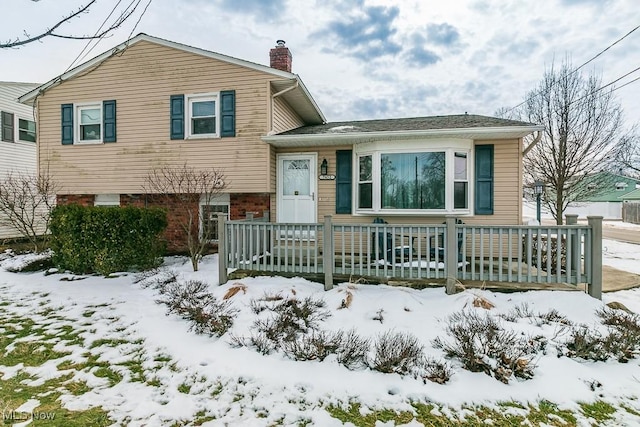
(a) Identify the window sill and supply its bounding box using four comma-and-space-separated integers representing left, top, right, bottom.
186, 134, 219, 140
355, 209, 472, 216
74, 140, 103, 145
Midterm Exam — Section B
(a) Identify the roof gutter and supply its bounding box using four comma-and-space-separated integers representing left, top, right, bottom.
263, 125, 544, 145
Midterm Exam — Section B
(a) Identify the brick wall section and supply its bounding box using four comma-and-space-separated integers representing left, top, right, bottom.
121, 194, 198, 253
230, 193, 270, 220
56, 194, 95, 206
56, 192, 269, 252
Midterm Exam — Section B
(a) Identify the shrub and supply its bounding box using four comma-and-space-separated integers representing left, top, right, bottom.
563, 308, 640, 362
335, 329, 370, 370
418, 357, 453, 384
49, 204, 167, 275
372, 331, 424, 375
251, 296, 331, 343
282, 330, 342, 361
433, 310, 537, 383
159, 279, 237, 337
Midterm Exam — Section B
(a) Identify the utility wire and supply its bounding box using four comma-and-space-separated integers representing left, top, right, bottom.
127, 0, 153, 40
75, 0, 144, 65
65, 0, 125, 72
569, 65, 640, 105
504, 24, 640, 114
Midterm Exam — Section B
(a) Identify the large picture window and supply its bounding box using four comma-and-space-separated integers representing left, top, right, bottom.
380, 152, 445, 210
354, 142, 472, 214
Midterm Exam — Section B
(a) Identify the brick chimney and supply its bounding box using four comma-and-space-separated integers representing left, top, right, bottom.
270, 40, 292, 73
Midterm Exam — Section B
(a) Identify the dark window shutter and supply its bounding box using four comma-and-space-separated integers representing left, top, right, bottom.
220, 90, 235, 137
103, 100, 116, 143
475, 144, 494, 215
1, 111, 14, 142
335, 150, 353, 214
61, 104, 74, 145
170, 95, 184, 140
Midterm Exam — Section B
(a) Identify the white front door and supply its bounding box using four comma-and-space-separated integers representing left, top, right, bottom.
277, 154, 317, 223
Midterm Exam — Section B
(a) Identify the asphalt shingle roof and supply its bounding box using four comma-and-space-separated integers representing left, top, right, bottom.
278, 114, 537, 136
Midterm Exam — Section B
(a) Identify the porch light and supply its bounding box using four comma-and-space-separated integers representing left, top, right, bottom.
534, 181, 544, 195
320, 158, 328, 175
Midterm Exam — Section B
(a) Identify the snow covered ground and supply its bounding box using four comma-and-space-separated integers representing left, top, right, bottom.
1, 247, 640, 425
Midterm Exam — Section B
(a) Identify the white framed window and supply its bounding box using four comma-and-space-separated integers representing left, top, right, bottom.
200, 194, 229, 241
94, 194, 120, 206
187, 93, 219, 138
454, 152, 468, 209
354, 140, 473, 215
17, 118, 36, 142
358, 154, 373, 210
76, 103, 102, 143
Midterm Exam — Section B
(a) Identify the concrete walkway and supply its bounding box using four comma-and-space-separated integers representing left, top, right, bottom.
603, 265, 640, 292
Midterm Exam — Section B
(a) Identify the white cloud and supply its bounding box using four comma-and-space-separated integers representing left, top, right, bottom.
1, 0, 638, 124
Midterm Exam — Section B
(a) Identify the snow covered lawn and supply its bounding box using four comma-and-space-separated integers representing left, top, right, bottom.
1, 252, 640, 426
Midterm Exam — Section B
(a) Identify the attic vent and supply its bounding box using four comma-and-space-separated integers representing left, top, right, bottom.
616, 182, 628, 191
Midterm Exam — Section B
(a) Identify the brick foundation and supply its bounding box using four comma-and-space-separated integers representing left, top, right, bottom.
230, 193, 270, 220
121, 193, 199, 253
56, 194, 95, 206
55, 192, 271, 253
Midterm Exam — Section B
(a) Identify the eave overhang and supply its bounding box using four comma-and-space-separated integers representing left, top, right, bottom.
262, 125, 544, 147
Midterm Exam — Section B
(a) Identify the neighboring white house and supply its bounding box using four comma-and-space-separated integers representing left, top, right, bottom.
0, 81, 39, 239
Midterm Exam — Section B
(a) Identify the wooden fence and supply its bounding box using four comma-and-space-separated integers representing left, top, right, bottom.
218, 215, 603, 299
622, 202, 640, 225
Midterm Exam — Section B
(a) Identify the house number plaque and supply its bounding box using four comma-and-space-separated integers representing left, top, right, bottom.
319, 175, 336, 180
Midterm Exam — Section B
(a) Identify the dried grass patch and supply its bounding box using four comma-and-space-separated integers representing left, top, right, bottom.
223, 283, 247, 300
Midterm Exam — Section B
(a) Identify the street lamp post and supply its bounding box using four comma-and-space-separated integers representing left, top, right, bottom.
534, 181, 544, 224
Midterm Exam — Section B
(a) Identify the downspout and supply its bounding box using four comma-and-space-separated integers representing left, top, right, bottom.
522, 131, 542, 156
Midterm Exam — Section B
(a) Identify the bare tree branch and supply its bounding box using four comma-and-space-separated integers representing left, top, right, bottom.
0, 170, 59, 252
142, 164, 226, 271
520, 61, 627, 224
1, 0, 143, 49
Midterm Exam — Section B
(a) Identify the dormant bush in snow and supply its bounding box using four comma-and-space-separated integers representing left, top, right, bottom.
371, 331, 424, 375
433, 310, 537, 383
282, 330, 342, 361
563, 307, 640, 362
160, 279, 237, 337
418, 357, 453, 384
499, 302, 572, 327
251, 296, 331, 344
335, 329, 370, 370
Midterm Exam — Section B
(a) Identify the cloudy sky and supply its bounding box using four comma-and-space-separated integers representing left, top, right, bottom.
2, 0, 639, 124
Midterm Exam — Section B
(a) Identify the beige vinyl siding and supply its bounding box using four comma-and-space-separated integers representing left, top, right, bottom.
273, 138, 523, 226
37, 40, 290, 195
271, 95, 304, 134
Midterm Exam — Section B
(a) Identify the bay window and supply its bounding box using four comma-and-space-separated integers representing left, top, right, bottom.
354, 141, 473, 214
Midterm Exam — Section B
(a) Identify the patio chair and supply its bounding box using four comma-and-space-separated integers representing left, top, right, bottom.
429, 219, 465, 263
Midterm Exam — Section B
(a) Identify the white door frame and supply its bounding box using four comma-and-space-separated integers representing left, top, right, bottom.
277, 153, 317, 223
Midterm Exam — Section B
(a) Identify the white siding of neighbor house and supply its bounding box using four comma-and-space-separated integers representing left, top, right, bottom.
0, 82, 40, 239
565, 202, 623, 220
